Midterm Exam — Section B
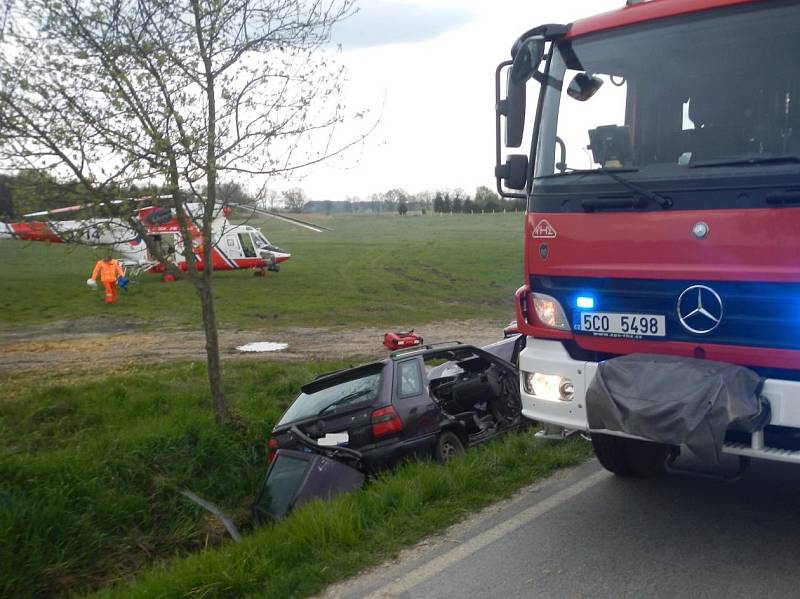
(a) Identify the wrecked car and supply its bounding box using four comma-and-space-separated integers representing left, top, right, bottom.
253, 336, 526, 523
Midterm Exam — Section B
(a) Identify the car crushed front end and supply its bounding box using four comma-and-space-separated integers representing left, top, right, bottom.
256, 337, 527, 520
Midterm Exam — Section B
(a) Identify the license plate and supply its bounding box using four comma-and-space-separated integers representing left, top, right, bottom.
317, 432, 349, 447
576, 312, 666, 338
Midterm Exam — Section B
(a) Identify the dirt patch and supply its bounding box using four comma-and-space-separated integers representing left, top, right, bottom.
0, 319, 512, 375
1, 317, 142, 339
421, 265, 457, 282
383, 265, 429, 285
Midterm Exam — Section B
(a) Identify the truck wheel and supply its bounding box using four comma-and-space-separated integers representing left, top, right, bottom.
435, 431, 465, 463
590, 433, 670, 477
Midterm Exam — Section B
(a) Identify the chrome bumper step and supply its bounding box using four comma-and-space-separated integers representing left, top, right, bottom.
723, 442, 800, 464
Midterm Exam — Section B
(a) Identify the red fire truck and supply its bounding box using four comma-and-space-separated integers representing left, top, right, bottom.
496, 0, 800, 476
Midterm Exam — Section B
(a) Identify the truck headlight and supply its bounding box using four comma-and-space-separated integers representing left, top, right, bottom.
532, 293, 570, 331
522, 372, 574, 401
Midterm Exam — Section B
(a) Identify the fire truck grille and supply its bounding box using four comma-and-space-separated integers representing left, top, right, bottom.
531, 275, 800, 351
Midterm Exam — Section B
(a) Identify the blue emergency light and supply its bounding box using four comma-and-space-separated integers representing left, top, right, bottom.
576, 295, 595, 310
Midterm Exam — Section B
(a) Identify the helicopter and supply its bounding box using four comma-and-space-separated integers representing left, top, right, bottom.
0, 199, 327, 277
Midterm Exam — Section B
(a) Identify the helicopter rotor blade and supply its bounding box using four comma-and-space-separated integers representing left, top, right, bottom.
227, 203, 330, 233
24, 202, 98, 218
23, 195, 167, 219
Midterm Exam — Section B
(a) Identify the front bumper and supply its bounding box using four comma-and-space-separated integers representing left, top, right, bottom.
519, 338, 800, 464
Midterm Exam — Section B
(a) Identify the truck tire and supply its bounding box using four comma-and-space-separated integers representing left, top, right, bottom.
591, 433, 670, 477
435, 431, 465, 463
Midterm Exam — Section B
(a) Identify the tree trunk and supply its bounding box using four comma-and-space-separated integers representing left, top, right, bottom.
190, 0, 228, 425
198, 276, 228, 424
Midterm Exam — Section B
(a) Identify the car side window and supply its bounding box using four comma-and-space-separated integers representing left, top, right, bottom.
398, 360, 423, 398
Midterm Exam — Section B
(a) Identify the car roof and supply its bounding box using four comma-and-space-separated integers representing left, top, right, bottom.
306, 341, 493, 390
389, 341, 475, 360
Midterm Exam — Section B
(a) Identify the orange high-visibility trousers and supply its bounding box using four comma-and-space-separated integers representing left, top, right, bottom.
103, 280, 117, 304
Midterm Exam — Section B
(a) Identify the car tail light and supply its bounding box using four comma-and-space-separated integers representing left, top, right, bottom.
371, 406, 403, 439
267, 437, 279, 462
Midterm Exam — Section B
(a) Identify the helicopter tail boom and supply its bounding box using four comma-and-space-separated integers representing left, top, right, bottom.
0, 221, 63, 242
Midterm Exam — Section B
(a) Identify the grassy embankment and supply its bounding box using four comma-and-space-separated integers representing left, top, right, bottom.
0, 212, 524, 331
0, 360, 591, 598
0, 211, 592, 597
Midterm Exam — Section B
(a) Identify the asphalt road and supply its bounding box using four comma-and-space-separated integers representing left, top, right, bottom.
319, 456, 800, 599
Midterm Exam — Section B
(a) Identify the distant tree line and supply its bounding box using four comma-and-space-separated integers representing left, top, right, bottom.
0, 172, 524, 219
302, 186, 526, 215
0, 171, 294, 217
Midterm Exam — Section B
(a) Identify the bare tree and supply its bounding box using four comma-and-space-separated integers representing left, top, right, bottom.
215, 181, 252, 207
383, 188, 407, 214
281, 187, 308, 213
415, 190, 434, 213
0, 0, 363, 424
260, 188, 280, 210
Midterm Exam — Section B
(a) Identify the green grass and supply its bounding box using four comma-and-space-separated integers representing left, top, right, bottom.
0, 360, 591, 598
96, 436, 590, 599
0, 212, 523, 331
0, 210, 592, 598
0, 360, 327, 597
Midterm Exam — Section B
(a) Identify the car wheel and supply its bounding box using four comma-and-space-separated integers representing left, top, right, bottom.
435, 431, 465, 463
590, 433, 670, 477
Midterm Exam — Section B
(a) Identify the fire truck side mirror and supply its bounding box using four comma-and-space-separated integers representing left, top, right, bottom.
495, 154, 529, 190
510, 36, 545, 84
567, 72, 604, 102
499, 36, 545, 148
501, 72, 527, 148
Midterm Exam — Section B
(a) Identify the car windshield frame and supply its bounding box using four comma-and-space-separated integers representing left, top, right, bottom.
277, 363, 385, 426
531, 2, 800, 207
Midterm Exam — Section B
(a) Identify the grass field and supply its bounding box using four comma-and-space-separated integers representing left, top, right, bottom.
0, 212, 524, 331
0, 211, 593, 598
0, 360, 591, 598
0, 360, 316, 597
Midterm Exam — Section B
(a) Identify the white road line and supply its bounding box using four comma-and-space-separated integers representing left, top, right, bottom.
363, 468, 610, 599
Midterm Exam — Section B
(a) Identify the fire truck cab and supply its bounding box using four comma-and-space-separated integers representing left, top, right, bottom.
496, 0, 800, 475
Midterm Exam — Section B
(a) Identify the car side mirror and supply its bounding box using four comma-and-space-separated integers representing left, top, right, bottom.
495, 154, 529, 190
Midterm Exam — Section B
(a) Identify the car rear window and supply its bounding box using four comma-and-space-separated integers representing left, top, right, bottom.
254, 454, 310, 521
277, 364, 384, 425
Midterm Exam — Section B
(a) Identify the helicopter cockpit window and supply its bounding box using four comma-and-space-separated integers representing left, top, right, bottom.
252, 232, 271, 249
238, 233, 257, 257
252, 231, 285, 254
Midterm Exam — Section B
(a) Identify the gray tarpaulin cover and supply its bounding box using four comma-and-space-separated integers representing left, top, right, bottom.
587, 354, 765, 465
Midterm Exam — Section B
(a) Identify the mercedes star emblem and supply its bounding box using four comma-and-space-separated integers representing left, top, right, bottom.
692, 221, 709, 239
692, 221, 708, 239
677, 285, 723, 334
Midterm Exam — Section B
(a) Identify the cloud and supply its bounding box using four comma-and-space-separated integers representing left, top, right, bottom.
330, 1, 475, 50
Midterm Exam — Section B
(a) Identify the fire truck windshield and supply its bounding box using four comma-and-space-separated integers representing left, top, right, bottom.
533, 2, 800, 207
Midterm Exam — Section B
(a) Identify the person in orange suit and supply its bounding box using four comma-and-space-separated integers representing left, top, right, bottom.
91, 254, 125, 304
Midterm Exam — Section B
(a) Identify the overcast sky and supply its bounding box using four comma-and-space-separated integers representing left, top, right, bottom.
287, 0, 621, 201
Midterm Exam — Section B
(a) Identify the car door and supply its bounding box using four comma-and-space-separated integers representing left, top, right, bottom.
392, 357, 441, 441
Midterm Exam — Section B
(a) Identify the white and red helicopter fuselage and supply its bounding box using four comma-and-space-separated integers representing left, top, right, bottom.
0, 202, 300, 275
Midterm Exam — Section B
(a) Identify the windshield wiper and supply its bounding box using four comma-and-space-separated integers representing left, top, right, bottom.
543, 168, 673, 210
688, 155, 800, 169
317, 388, 373, 416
